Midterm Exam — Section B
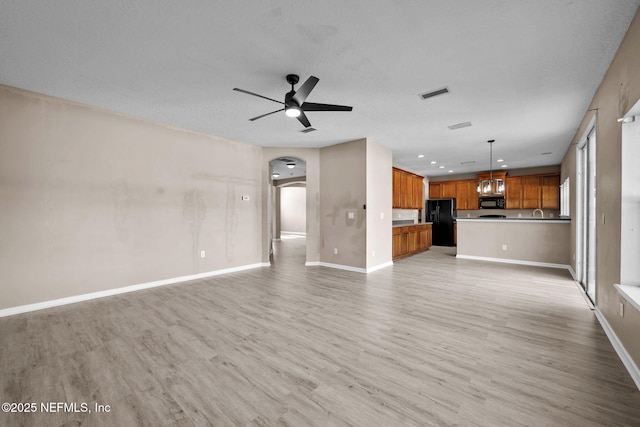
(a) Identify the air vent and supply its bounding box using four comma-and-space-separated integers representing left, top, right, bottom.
419, 87, 449, 100
448, 121, 472, 130
460, 160, 476, 165
300, 127, 316, 133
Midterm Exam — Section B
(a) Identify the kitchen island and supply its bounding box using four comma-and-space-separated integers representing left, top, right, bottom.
456, 218, 571, 269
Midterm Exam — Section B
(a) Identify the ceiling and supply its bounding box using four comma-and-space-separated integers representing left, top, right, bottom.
1, 1, 638, 177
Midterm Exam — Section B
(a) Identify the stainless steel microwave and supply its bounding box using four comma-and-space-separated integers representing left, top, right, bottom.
479, 197, 505, 209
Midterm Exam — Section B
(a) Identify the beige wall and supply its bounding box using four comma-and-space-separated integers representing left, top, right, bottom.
0, 85, 263, 310
280, 186, 306, 234
366, 139, 393, 268
457, 220, 570, 265
319, 139, 367, 268
561, 9, 640, 366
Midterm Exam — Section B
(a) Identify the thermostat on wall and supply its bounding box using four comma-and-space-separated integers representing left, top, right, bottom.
241, 195, 250, 201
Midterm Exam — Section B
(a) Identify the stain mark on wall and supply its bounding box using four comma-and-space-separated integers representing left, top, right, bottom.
183, 189, 206, 270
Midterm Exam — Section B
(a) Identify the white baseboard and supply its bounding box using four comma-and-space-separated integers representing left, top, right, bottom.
310, 262, 367, 273
366, 261, 394, 273
594, 307, 640, 391
456, 254, 570, 271
304, 261, 393, 274
0, 262, 270, 318
567, 265, 578, 281
304, 261, 321, 267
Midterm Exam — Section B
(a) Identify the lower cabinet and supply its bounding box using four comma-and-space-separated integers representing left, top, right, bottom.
393, 224, 432, 260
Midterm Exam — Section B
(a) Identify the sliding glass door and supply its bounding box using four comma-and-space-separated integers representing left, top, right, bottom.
577, 127, 597, 302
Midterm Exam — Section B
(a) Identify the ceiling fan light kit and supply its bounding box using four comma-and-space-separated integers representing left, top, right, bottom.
233, 74, 353, 129
285, 105, 301, 118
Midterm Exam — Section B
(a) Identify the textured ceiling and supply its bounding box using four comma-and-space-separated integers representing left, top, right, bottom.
1, 0, 638, 177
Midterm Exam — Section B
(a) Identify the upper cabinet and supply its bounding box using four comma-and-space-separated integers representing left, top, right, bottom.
392, 167, 424, 209
506, 173, 560, 209
428, 179, 478, 210
429, 172, 559, 210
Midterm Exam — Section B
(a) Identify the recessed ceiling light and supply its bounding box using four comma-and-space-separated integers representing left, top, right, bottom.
272, 172, 280, 177
430, 161, 437, 165
439, 165, 445, 169
417, 154, 424, 158
448, 170, 454, 173
501, 165, 508, 168
497, 159, 504, 163
286, 163, 295, 169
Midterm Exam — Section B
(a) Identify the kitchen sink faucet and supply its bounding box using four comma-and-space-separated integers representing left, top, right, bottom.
532, 208, 544, 218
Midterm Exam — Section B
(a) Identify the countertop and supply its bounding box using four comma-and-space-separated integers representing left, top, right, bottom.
457, 217, 570, 224
392, 222, 433, 228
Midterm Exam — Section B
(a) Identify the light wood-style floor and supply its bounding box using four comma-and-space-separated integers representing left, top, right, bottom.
1, 238, 639, 426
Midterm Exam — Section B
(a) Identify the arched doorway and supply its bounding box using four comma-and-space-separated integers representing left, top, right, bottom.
269, 156, 307, 263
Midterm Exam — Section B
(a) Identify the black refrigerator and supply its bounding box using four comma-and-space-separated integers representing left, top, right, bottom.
426, 199, 457, 246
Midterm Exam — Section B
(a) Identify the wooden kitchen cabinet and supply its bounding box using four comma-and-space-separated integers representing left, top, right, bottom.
429, 180, 460, 200
393, 223, 432, 260
455, 180, 479, 210
505, 176, 523, 209
393, 168, 403, 208
521, 176, 541, 209
429, 182, 442, 199
507, 173, 560, 210
430, 179, 478, 210
540, 175, 560, 209
441, 181, 456, 198
412, 175, 424, 209
393, 167, 424, 209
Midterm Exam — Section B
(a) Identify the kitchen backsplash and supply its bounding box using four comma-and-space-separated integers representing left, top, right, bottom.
392, 208, 420, 224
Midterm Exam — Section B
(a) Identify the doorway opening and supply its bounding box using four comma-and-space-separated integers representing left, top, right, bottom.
269, 156, 307, 263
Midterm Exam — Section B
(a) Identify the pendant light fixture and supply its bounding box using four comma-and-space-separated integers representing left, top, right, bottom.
478, 139, 505, 195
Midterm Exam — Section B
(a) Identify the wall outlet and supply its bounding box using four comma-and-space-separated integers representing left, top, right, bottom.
348, 212, 354, 219
380, 212, 384, 219
502, 244, 507, 251
333, 248, 338, 255
518, 213, 522, 218
550, 213, 554, 218
372, 250, 375, 257
200, 250, 206, 258
620, 302, 624, 318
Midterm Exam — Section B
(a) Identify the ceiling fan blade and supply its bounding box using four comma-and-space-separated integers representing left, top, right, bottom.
292, 76, 319, 106
249, 108, 284, 121
297, 111, 312, 128
301, 102, 353, 112
233, 88, 284, 105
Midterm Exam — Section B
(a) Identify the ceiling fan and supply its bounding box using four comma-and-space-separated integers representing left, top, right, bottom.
233, 74, 353, 128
